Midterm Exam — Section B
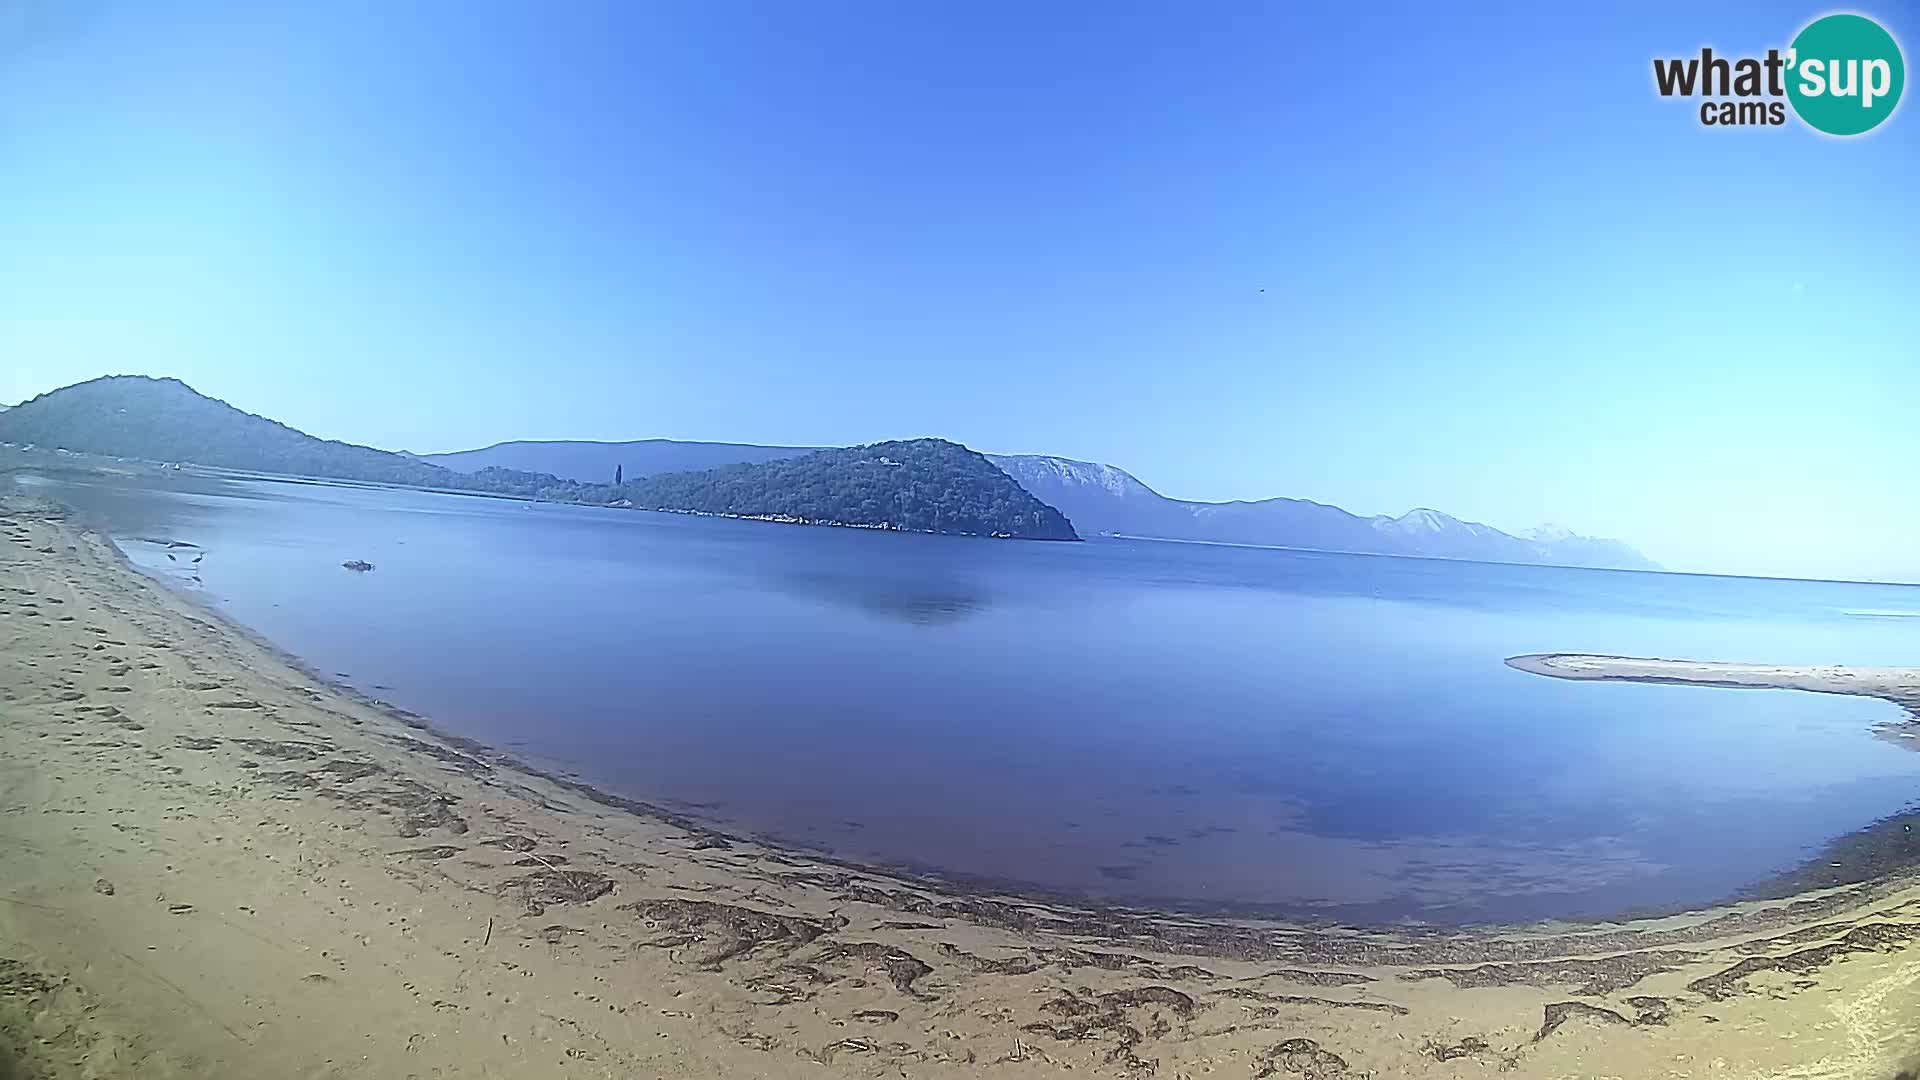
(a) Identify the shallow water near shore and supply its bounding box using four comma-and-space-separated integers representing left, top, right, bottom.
13, 462, 1920, 924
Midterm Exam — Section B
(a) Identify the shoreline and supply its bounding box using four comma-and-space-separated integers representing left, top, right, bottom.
117, 520, 1913, 930
6, 502, 1920, 1076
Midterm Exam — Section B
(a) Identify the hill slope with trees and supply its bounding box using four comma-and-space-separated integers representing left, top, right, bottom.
616, 439, 1078, 539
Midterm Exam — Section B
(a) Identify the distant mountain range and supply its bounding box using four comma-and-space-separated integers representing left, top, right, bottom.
415, 439, 815, 481
0, 375, 1653, 565
413, 434, 1655, 570
987, 455, 1656, 569
0, 377, 1075, 541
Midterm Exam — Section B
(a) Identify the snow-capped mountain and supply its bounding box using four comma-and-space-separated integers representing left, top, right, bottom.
989, 454, 1657, 570
987, 454, 1158, 500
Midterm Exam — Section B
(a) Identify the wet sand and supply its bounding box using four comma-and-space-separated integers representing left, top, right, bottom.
3, 500, 1919, 1079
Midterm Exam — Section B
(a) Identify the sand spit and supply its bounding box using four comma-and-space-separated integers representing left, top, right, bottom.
2, 501, 1919, 1078
1507, 653, 1920, 717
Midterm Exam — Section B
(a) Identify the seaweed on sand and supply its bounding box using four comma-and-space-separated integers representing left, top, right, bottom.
499, 870, 614, 915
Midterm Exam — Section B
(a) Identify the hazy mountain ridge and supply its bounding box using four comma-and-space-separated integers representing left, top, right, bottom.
429, 438, 1603, 564
988, 454, 1657, 570
0, 377, 1649, 564
0, 376, 464, 488
413, 434, 1658, 569
419, 439, 817, 482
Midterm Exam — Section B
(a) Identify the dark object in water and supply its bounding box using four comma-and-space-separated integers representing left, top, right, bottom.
342, 559, 374, 572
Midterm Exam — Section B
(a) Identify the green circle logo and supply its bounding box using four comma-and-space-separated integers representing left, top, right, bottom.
1787, 13, 1905, 135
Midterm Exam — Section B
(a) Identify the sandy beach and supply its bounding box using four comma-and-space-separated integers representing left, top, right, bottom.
4, 502, 1920, 1079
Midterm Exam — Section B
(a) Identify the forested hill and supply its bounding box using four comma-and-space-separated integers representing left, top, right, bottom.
616, 439, 1080, 540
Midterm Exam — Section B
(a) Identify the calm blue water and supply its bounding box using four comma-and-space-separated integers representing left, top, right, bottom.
17, 465, 1920, 924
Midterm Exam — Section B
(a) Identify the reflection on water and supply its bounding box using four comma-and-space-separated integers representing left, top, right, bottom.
13, 458, 1920, 925
775, 569, 988, 626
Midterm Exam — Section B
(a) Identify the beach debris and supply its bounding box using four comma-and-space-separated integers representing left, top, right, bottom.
261, 769, 319, 789
1687, 920, 1920, 1001
1211, 986, 1406, 1015
229, 738, 323, 760
1624, 995, 1671, 1025
370, 779, 469, 836
619, 898, 836, 969
810, 942, 936, 999
933, 942, 1044, 976
498, 870, 613, 915
1422, 1034, 1491, 1061
383, 734, 490, 774
92, 878, 115, 896
1399, 950, 1697, 996
315, 758, 385, 782
1023, 987, 1200, 1072
1253, 1037, 1349, 1079
1248, 967, 1376, 987
341, 559, 374, 572
1533, 1001, 1633, 1042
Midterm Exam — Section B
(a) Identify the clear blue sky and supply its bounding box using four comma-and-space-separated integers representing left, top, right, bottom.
1, 2, 1915, 580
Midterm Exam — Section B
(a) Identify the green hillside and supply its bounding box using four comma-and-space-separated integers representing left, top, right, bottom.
618, 439, 1079, 540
